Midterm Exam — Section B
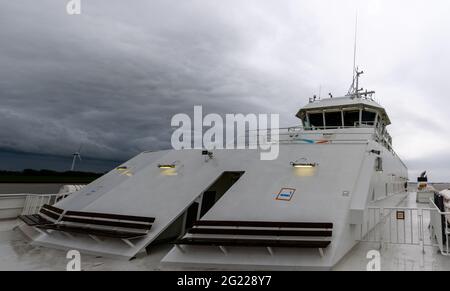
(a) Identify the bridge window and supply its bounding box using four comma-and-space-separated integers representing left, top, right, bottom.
343, 110, 360, 127
324, 111, 342, 128
362, 110, 376, 126
308, 113, 324, 128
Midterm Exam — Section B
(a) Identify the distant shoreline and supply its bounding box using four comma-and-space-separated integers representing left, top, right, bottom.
0, 170, 103, 184
0, 181, 94, 184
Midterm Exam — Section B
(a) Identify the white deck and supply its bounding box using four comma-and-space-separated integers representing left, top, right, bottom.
1, 192, 449, 271
334, 193, 450, 271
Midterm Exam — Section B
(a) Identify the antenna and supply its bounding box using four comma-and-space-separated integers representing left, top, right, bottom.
352, 12, 358, 81
347, 11, 368, 98
70, 145, 83, 171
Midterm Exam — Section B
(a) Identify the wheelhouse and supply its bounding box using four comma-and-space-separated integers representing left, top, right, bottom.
296, 96, 393, 151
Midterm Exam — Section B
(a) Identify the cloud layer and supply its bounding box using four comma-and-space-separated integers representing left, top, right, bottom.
1, 0, 450, 180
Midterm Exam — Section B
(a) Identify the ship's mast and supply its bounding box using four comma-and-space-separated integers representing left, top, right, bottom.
347, 12, 360, 97
348, 67, 375, 98
352, 12, 358, 83
346, 13, 375, 99
354, 68, 363, 96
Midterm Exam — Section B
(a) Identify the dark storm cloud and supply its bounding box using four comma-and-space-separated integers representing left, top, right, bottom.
2, 0, 450, 180
0, 0, 295, 161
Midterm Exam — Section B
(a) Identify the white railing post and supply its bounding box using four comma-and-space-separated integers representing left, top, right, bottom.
22, 195, 30, 215
31, 195, 38, 214
379, 208, 384, 250
443, 214, 449, 255
419, 209, 425, 254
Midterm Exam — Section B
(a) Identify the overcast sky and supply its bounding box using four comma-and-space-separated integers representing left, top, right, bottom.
1, 0, 450, 180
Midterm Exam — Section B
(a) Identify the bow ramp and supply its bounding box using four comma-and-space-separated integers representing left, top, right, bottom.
20, 149, 237, 259
161, 141, 407, 270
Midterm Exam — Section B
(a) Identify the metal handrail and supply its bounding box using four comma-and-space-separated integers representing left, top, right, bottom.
245, 125, 404, 164
0, 193, 55, 198
429, 198, 450, 215
428, 198, 450, 255
0, 193, 69, 219
245, 125, 376, 132
20, 193, 68, 215
361, 206, 439, 255
240, 127, 385, 146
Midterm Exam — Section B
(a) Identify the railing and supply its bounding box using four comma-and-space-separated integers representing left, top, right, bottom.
359, 203, 450, 256
21, 193, 68, 215
358, 207, 436, 254
0, 193, 69, 219
236, 126, 404, 164
0, 194, 28, 219
429, 199, 450, 256
301, 122, 376, 131
237, 126, 373, 146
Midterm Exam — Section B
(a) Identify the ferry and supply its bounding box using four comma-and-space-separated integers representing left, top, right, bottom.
1, 70, 449, 271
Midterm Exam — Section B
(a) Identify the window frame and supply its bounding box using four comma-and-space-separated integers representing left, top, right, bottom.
323, 110, 343, 129
361, 109, 378, 127
342, 108, 361, 128
306, 111, 325, 129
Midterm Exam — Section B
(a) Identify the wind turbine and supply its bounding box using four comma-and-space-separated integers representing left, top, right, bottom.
70, 145, 83, 171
